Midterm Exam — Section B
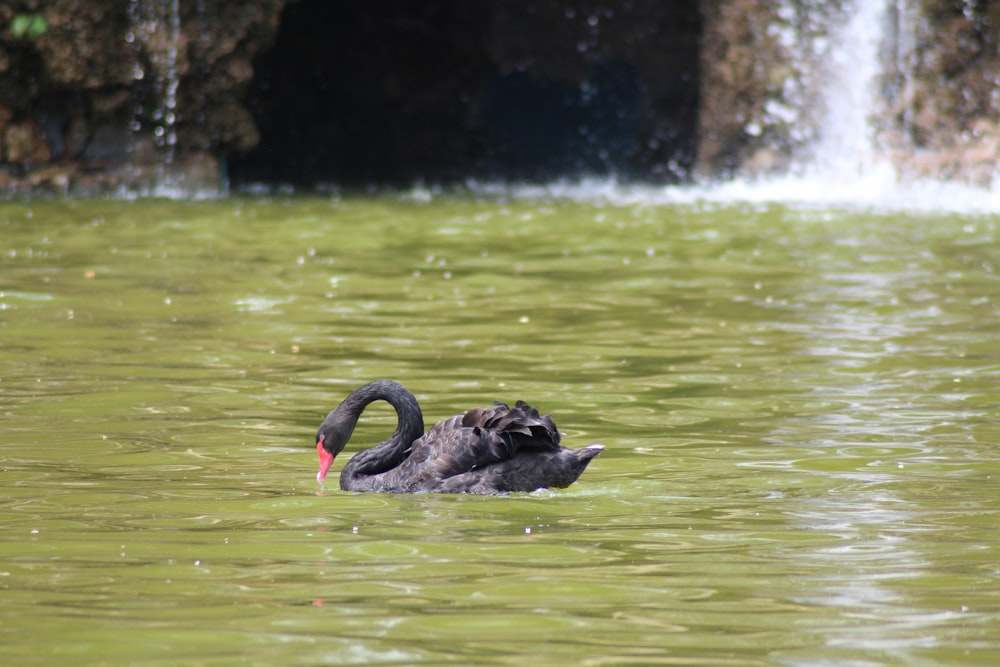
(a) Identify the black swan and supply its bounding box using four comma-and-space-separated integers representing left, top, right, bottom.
315, 380, 603, 494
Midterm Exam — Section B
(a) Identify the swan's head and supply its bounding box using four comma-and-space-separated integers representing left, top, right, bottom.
315, 413, 352, 484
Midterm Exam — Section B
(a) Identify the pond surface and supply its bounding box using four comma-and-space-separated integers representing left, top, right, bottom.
2, 191, 999, 665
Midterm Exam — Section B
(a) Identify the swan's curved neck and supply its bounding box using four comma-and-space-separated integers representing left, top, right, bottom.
338, 380, 424, 479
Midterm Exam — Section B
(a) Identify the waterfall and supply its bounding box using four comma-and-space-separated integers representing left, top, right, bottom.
689, 0, 994, 210
709, 0, 905, 205
126, 0, 182, 168
156, 0, 182, 164
801, 0, 891, 180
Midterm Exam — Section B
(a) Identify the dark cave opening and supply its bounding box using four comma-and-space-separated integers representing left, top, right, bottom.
228, 1, 700, 188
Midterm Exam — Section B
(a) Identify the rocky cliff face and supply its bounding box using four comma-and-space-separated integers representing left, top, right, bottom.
0, 0, 997, 193
879, 0, 1000, 185
0, 0, 287, 193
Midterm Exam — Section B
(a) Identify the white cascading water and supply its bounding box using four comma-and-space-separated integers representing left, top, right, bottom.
126, 0, 181, 171
800, 0, 889, 182
155, 0, 182, 166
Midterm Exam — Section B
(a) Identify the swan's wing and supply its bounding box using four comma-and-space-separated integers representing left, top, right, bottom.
413, 401, 561, 480
462, 401, 560, 448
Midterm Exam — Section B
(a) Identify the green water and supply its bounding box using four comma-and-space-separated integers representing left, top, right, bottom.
2, 194, 999, 666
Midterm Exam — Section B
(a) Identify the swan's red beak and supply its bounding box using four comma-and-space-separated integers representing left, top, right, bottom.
317, 438, 335, 484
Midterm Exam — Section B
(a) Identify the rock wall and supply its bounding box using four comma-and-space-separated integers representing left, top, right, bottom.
878, 0, 1000, 185
695, 0, 795, 177
0, 0, 997, 193
0, 0, 288, 193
